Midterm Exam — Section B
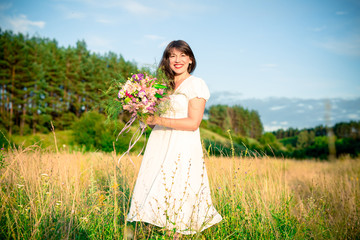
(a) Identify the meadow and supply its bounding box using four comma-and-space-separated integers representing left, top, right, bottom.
0, 145, 359, 239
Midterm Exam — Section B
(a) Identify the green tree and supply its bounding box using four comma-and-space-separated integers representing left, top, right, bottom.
249, 110, 263, 139
296, 130, 315, 149
260, 132, 277, 145
209, 105, 231, 131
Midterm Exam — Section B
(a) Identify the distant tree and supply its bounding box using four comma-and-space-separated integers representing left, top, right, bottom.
209, 105, 263, 139
272, 127, 300, 139
209, 105, 231, 131
260, 132, 277, 145
296, 130, 313, 149
334, 121, 360, 139
249, 110, 263, 139
314, 125, 327, 137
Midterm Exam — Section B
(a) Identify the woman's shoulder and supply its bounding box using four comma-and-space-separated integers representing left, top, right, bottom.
188, 75, 204, 81
187, 75, 207, 86
184, 75, 210, 100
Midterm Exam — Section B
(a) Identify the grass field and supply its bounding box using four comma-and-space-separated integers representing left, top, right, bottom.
0, 145, 359, 239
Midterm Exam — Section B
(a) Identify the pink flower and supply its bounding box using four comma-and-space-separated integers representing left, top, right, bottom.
125, 91, 133, 98
138, 90, 146, 98
159, 89, 164, 95
118, 90, 125, 98
142, 97, 148, 105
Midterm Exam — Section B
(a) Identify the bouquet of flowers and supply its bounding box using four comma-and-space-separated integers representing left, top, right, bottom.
108, 71, 169, 163
118, 73, 168, 118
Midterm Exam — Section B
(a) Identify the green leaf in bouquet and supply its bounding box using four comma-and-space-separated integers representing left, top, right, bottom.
124, 97, 131, 104
155, 93, 163, 98
153, 84, 167, 89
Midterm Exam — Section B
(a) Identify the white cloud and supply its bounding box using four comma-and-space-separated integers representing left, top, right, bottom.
280, 121, 288, 125
307, 105, 313, 109
86, 35, 113, 53
270, 105, 286, 111
264, 125, 285, 132
348, 114, 359, 119
4, 14, 45, 33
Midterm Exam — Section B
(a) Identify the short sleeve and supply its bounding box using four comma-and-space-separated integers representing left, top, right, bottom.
187, 77, 210, 101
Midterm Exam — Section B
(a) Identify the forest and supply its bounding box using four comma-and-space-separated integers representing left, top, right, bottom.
1, 29, 359, 160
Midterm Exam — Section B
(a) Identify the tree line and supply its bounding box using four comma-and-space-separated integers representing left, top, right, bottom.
272, 121, 360, 140
0, 29, 137, 136
270, 121, 360, 159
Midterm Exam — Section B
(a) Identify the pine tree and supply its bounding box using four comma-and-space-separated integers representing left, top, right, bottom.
0, 31, 28, 136
27, 36, 47, 133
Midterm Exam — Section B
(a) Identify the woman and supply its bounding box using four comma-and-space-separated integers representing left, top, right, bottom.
127, 40, 222, 238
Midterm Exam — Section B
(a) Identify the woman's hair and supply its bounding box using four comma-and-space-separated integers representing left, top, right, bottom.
158, 40, 196, 89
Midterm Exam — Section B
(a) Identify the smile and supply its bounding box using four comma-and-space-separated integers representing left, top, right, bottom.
174, 64, 183, 69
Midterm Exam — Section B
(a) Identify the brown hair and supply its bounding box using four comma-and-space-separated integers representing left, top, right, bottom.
158, 40, 196, 89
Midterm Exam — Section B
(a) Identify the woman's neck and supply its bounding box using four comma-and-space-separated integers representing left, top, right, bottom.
174, 72, 190, 84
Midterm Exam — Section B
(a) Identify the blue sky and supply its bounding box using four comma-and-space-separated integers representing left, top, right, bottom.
1, 0, 359, 100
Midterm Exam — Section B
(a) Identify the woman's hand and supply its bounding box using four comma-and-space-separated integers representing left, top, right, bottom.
147, 98, 206, 131
146, 115, 159, 126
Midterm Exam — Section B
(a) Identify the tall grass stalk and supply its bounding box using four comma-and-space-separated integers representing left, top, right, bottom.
0, 145, 359, 239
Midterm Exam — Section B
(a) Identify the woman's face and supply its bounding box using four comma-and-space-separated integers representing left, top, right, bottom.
168, 48, 192, 76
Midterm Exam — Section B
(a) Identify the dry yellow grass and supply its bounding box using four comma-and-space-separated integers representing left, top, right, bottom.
0, 146, 359, 239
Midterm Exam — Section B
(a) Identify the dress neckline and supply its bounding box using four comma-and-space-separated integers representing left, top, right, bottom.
174, 75, 192, 92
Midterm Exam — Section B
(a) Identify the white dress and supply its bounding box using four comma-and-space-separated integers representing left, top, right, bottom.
127, 76, 222, 235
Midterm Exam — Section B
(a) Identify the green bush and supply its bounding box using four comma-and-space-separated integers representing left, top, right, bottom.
72, 111, 147, 153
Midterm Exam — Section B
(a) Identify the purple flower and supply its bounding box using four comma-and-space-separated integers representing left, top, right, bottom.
132, 73, 144, 82
138, 90, 146, 98
1, 148, 4, 151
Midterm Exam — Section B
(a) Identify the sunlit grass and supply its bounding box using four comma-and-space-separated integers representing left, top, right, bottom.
0, 146, 359, 239
10, 130, 75, 151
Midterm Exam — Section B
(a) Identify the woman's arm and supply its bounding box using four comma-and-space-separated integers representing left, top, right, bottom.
147, 97, 206, 131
